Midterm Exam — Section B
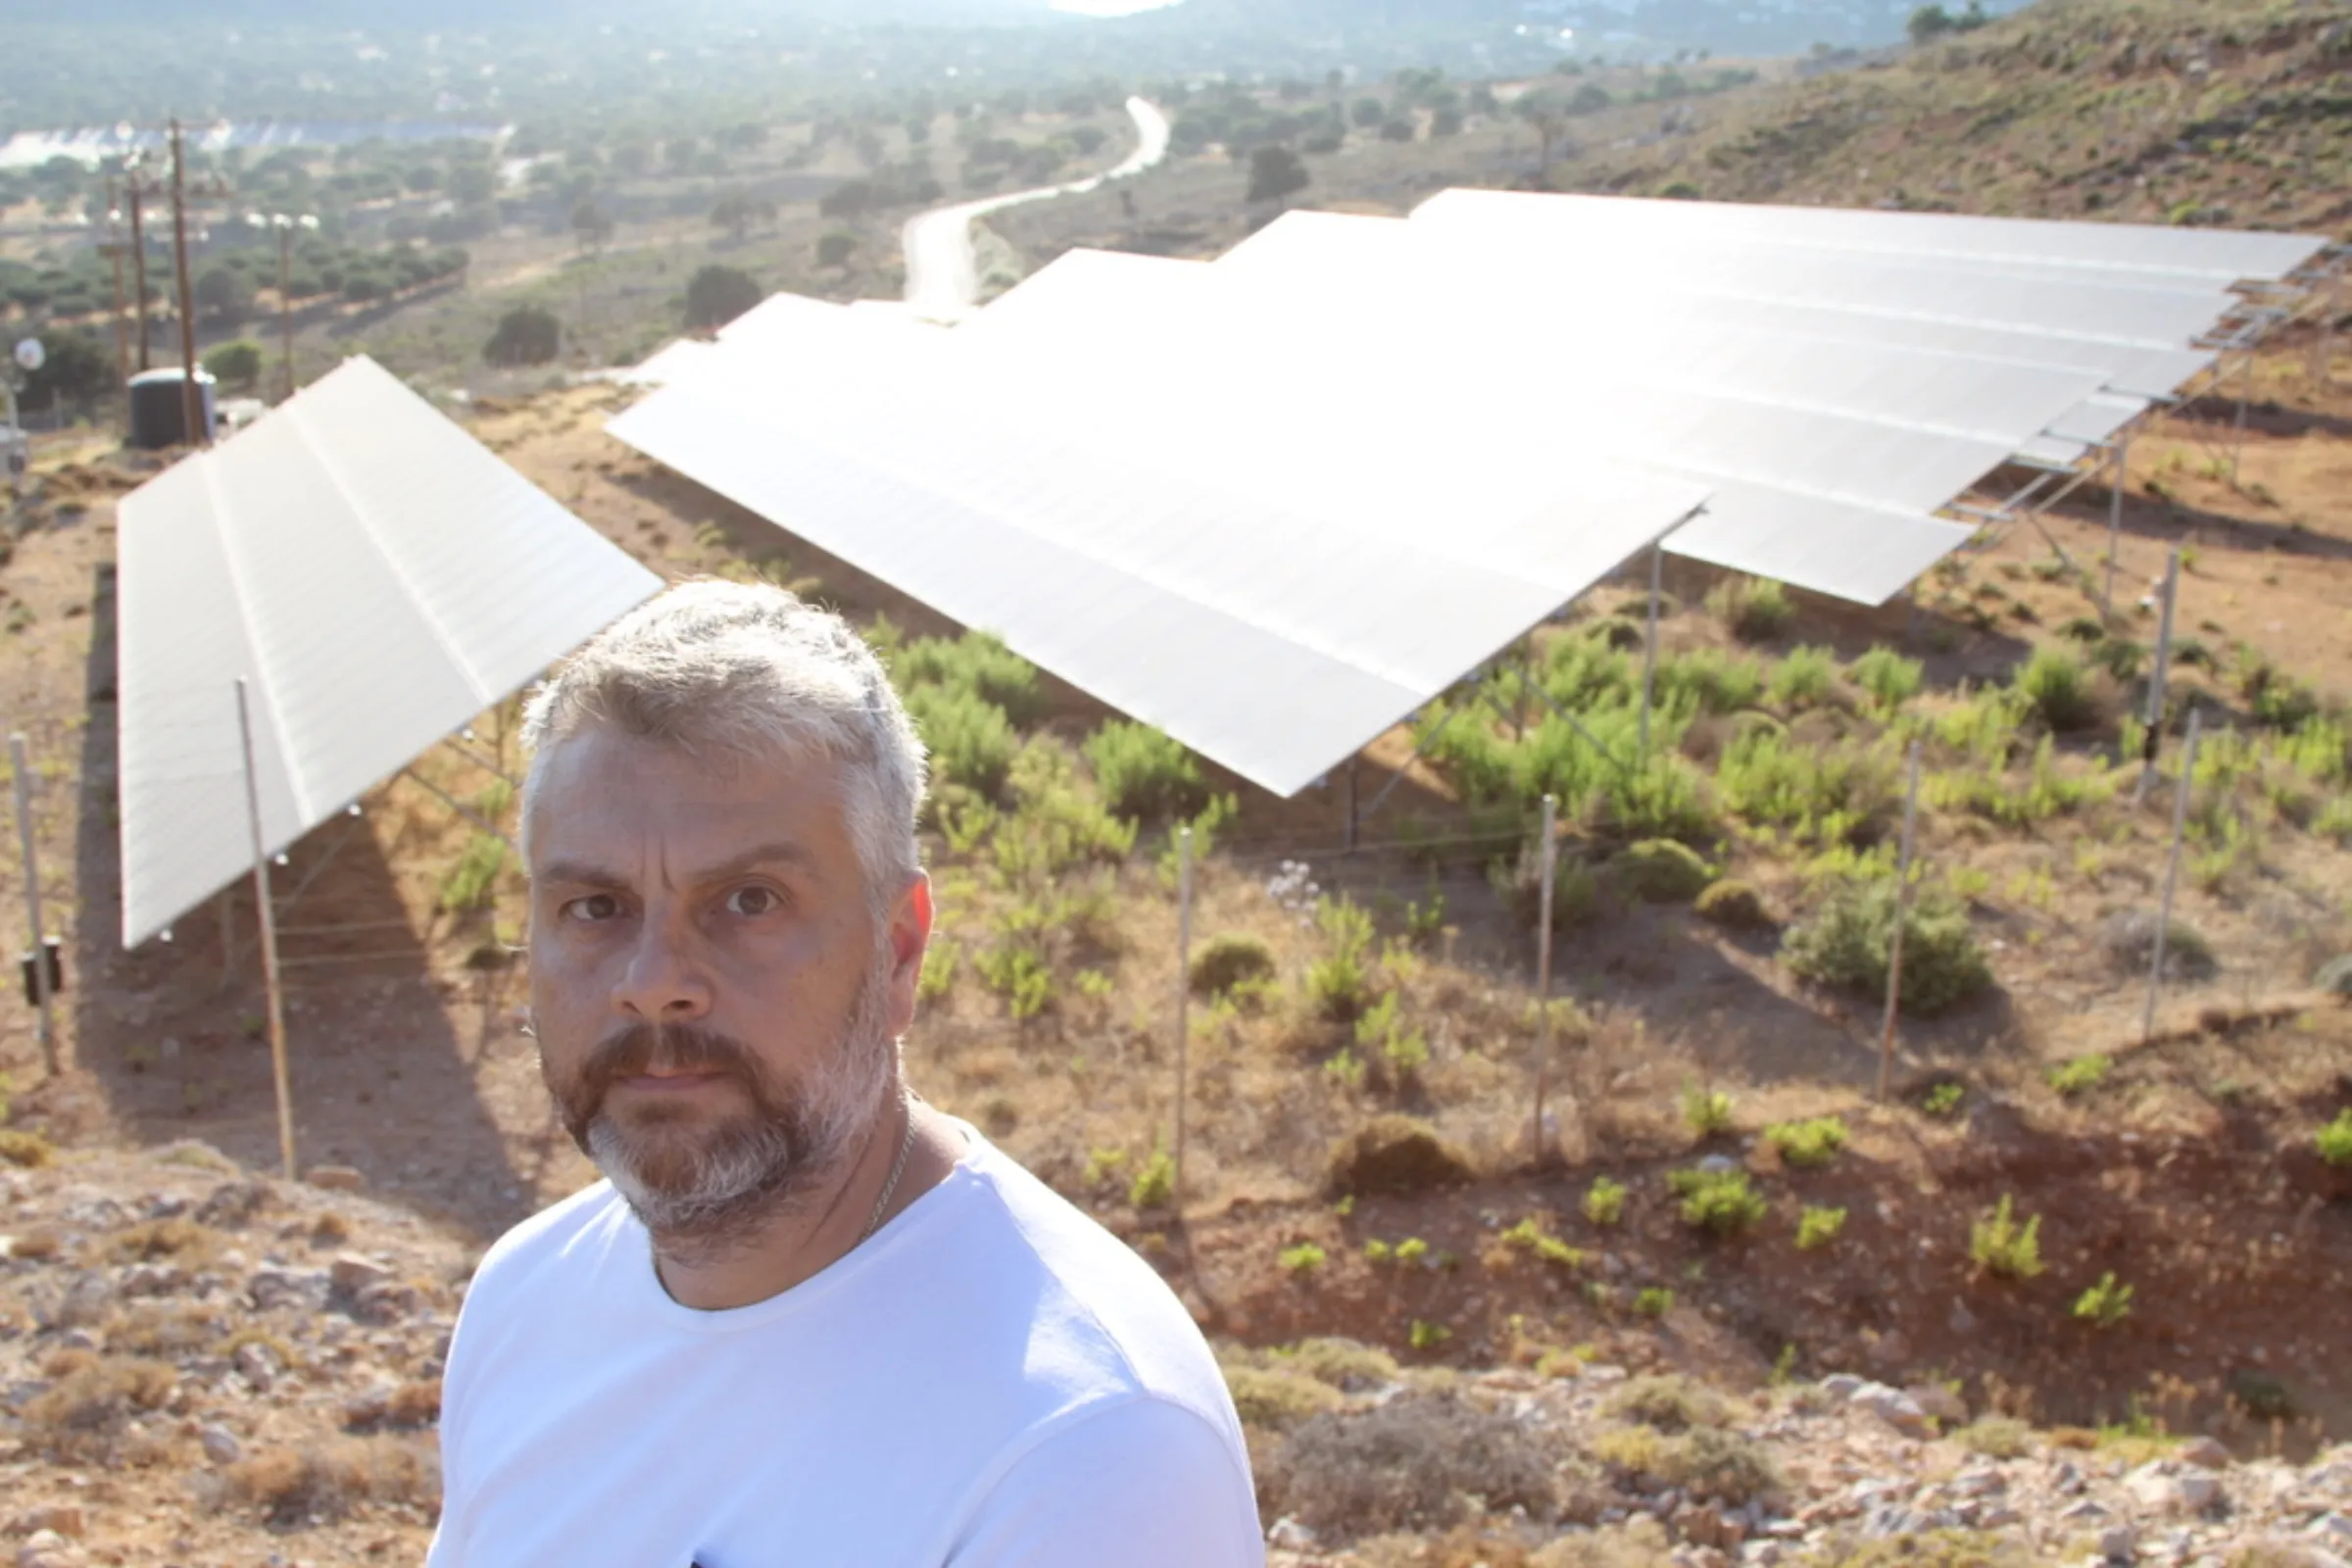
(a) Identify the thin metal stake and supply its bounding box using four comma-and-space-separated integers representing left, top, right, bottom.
2135, 549, 2181, 805
234, 680, 297, 1179
1639, 545, 1663, 761
2102, 435, 2130, 620
2145, 710, 2203, 1044
1877, 742, 1922, 1102
8, 734, 57, 1076
1344, 758, 1359, 852
2229, 353, 2251, 486
1173, 825, 1194, 1207
1531, 793, 1557, 1164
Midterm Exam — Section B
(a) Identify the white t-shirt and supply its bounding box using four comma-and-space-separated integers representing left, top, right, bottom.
427, 1127, 1263, 1567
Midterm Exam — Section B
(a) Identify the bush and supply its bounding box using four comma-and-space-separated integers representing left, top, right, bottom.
896, 631, 1045, 724
2073, 1272, 2133, 1328
1952, 1416, 2032, 1459
1260, 1394, 1556, 1542
1849, 647, 1924, 710
2101, 909, 2218, 982
1681, 1086, 1735, 1137
1694, 879, 1773, 930
1325, 1114, 1474, 1198
1129, 1149, 1175, 1209
1765, 1116, 1848, 1168
814, 230, 858, 268
1715, 728, 1896, 846
220, 1436, 439, 1527
1655, 647, 1763, 714
2315, 1108, 2352, 1167
1796, 1204, 1847, 1250
1306, 897, 1376, 1022
2013, 647, 2098, 731
1189, 933, 1275, 1000
1783, 879, 1990, 1015
1969, 1195, 2043, 1278
1707, 576, 1795, 643
1584, 1175, 1628, 1226
1767, 645, 1838, 710
1275, 1338, 1399, 1391
202, 339, 265, 391
1606, 1375, 1726, 1433
1611, 838, 1715, 902
684, 263, 762, 329
23, 1355, 178, 1461
1666, 1167, 1767, 1234
1246, 144, 1311, 203
1084, 720, 1209, 821
482, 305, 561, 367
904, 685, 1017, 799
1591, 1423, 1780, 1507
2045, 1054, 2111, 1098
0, 1128, 57, 1168
439, 834, 507, 913
1223, 1363, 1343, 1432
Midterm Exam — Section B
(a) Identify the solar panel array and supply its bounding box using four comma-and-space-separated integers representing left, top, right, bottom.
614, 192, 2326, 797
116, 357, 662, 947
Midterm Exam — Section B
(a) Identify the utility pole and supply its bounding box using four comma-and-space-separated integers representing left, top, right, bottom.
249, 211, 318, 403
122, 153, 168, 373
100, 177, 131, 393
170, 121, 204, 446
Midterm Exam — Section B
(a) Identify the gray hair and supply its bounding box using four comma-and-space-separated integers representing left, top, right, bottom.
519, 580, 927, 906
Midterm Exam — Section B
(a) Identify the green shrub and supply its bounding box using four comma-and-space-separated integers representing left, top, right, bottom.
974, 942, 1052, 1018
1084, 720, 1210, 821
2073, 1272, 2133, 1327
1795, 1205, 1847, 1250
1783, 879, 1990, 1015
1922, 1082, 1966, 1118
1633, 1286, 1676, 1318
896, 631, 1044, 724
1707, 576, 1795, 643
1130, 1149, 1176, 1209
1496, 1216, 1585, 1267
1222, 1362, 1343, 1432
1849, 646, 1925, 710
1606, 1375, 1724, 1431
1612, 839, 1715, 902
1715, 728, 1896, 846
1765, 1116, 1848, 1168
439, 833, 508, 913
1274, 1338, 1399, 1391
2091, 638, 2147, 682
1766, 645, 1838, 710
1189, 933, 1276, 1000
0, 1128, 55, 1168
1655, 647, 1764, 714
1952, 1416, 2032, 1459
2012, 647, 2098, 731
1681, 1086, 1735, 1137
905, 684, 1017, 798
1280, 1242, 1328, 1275
1969, 1195, 2043, 1278
1693, 879, 1773, 930
2315, 1108, 2352, 1167
1666, 1167, 1766, 1234
1353, 992, 1430, 1077
1584, 1176, 1628, 1226
2046, 1054, 2111, 1098
1306, 898, 1376, 1022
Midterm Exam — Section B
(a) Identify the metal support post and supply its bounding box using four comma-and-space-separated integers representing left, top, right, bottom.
1877, 742, 1922, 1102
2102, 436, 2130, 620
1531, 793, 1557, 1164
2229, 353, 2252, 487
1344, 758, 1359, 852
9, 734, 57, 1076
1173, 825, 1193, 1206
2135, 549, 2181, 804
233, 680, 297, 1179
2144, 710, 2203, 1043
1639, 545, 1663, 761
218, 883, 236, 991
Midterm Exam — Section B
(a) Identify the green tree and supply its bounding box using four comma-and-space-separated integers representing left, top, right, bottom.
483, 305, 562, 368
19, 327, 107, 410
1349, 96, 1387, 128
202, 340, 265, 391
815, 231, 859, 269
193, 264, 255, 325
1246, 145, 1310, 204
684, 264, 761, 330
570, 200, 614, 254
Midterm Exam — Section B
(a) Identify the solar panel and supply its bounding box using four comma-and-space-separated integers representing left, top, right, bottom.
612, 299, 1711, 798
115, 357, 662, 947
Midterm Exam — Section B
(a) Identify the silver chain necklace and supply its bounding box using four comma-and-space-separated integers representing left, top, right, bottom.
856, 1091, 918, 1245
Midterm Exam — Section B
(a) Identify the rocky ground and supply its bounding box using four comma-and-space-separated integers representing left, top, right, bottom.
1, 1137, 2345, 1566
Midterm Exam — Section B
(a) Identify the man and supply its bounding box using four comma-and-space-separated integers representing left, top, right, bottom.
428, 581, 1261, 1566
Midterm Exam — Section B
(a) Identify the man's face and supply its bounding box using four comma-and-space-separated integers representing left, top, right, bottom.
524, 723, 930, 1244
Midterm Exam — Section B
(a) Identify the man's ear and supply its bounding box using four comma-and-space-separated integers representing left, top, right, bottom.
885, 872, 934, 1037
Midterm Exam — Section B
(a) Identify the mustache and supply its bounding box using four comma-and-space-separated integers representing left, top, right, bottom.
582, 1021, 760, 1092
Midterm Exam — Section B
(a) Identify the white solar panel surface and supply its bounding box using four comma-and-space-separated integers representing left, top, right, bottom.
612, 298, 1712, 799
115, 357, 662, 947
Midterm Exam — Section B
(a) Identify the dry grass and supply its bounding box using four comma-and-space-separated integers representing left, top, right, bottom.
22, 1353, 179, 1462
218, 1436, 440, 1527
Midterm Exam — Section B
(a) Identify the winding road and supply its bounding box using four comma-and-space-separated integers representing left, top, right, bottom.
900, 96, 1170, 323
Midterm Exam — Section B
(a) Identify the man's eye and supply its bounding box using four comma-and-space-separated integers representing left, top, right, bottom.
564, 894, 620, 922
725, 886, 780, 917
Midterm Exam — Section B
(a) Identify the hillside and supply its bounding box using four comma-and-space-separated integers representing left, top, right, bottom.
1552, 0, 2352, 231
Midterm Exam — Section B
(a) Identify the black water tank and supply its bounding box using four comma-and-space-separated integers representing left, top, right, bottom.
126, 367, 218, 450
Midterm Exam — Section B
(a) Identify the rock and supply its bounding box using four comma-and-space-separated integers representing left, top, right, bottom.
2177, 1437, 2230, 1469
2315, 1515, 2352, 1550
2061, 1499, 2114, 1524
232, 1342, 279, 1394
247, 1266, 330, 1312
305, 1165, 368, 1193
3, 1507, 81, 1540
2098, 1523, 2136, 1563
14, 1531, 85, 1568
353, 1282, 422, 1325
1905, 1383, 1968, 1425
329, 1253, 392, 1296
1266, 1516, 1318, 1550
1848, 1383, 1932, 1437
198, 1423, 242, 1465
1821, 1374, 1865, 1399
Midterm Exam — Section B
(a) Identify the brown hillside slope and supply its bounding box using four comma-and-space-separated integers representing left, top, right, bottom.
1557, 0, 2352, 232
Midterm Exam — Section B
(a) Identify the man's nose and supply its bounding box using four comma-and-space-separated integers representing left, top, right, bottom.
612, 916, 712, 1024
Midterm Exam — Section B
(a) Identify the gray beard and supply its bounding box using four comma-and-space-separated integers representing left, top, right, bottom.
555, 952, 899, 1259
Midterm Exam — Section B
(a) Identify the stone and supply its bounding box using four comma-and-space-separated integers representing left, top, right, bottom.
1906, 1383, 1968, 1425
1266, 1517, 1318, 1550
329, 1254, 392, 1296
233, 1342, 279, 1393
247, 1266, 330, 1312
2062, 1499, 2114, 1524
3, 1508, 81, 1541
1848, 1383, 1932, 1438
14, 1531, 86, 1568
305, 1165, 368, 1193
2314, 1516, 2352, 1549
1820, 1374, 1866, 1399
198, 1423, 242, 1465
2176, 1437, 2230, 1470
2098, 1523, 2137, 1562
